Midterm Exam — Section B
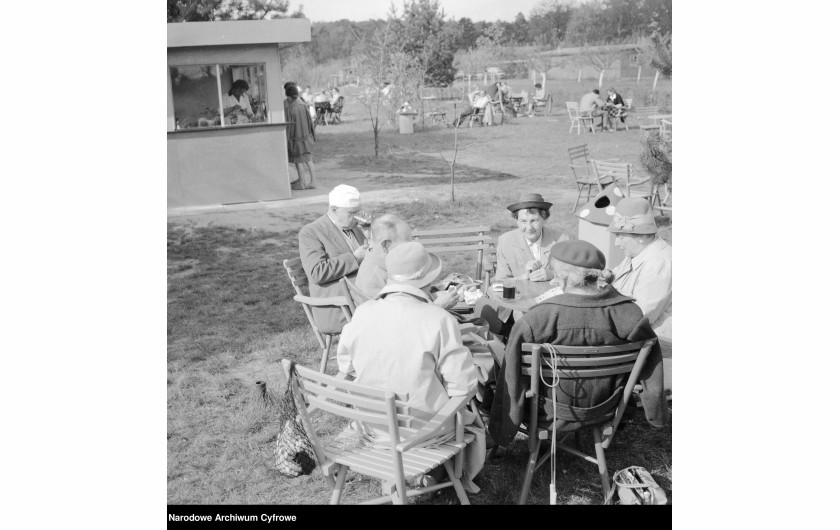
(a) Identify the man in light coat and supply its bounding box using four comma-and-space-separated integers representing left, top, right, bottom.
298, 184, 368, 334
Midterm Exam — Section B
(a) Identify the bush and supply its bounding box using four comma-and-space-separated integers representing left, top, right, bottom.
640, 131, 672, 187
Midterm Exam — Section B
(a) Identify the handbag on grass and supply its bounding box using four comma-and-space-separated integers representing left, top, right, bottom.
273, 362, 317, 478
606, 466, 668, 505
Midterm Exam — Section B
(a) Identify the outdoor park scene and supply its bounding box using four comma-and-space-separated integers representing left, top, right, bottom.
167, 0, 672, 506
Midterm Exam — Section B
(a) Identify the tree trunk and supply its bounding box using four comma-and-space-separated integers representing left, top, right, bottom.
598, 69, 605, 88
653, 70, 660, 92
637, 65, 642, 84
577, 69, 582, 83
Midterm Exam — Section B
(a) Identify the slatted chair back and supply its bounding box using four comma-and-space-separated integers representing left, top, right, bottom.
517, 339, 657, 504
660, 118, 672, 140
283, 257, 354, 373
570, 144, 614, 212
285, 359, 475, 504
591, 160, 657, 203
412, 225, 493, 283
566, 102, 594, 134
338, 276, 372, 315
568, 144, 592, 180
633, 106, 660, 132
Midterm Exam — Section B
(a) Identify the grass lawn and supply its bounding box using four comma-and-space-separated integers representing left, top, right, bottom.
167, 91, 672, 504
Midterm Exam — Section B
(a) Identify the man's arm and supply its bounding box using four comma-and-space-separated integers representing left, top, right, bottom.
336, 323, 356, 376
298, 226, 360, 285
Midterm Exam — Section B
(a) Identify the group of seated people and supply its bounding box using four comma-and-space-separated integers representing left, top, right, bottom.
579, 87, 629, 132
297, 184, 671, 496
299, 85, 343, 123
453, 82, 551, 126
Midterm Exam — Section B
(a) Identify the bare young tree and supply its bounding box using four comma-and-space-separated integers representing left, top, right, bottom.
439, 120, 478, 202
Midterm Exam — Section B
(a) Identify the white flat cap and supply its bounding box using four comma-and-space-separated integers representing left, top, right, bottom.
328, 184, 361, 208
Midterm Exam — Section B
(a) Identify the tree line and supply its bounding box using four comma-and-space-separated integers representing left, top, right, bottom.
308, 0, 671, 66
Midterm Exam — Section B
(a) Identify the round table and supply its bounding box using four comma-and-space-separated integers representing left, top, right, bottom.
487, 279, 558, 313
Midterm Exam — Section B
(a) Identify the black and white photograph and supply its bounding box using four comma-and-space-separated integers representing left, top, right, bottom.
165, 0, 672, 508
12, 0, 840, 527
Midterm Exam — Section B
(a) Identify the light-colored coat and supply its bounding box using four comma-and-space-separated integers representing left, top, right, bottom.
298, 213, 366, 334
494, 226, 569, 281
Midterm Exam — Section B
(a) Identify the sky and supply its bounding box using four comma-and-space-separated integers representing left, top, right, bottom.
293, 0, 551, 23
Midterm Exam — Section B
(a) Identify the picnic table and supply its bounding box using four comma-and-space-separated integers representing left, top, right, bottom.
487, 279, 559, 313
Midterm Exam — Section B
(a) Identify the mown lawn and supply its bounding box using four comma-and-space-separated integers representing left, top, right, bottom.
168, 193, 671, 504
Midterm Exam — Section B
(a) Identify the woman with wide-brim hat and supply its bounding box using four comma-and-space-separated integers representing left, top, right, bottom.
608, 197, 672, 355
494, 192, 569, 282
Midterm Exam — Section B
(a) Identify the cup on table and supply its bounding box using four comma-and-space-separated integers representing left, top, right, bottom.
502, 279, 516, 300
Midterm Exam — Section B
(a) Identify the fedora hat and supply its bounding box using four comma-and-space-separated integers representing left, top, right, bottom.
607, 197, 657, 235
385, 242, 442, 289
507, 192, 552, 213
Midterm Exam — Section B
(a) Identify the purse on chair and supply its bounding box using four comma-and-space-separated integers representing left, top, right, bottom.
606, 466, 668, 505
273, 361, 318, 478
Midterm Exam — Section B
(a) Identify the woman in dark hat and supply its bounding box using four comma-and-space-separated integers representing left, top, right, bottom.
489, 240, 669, 447
494, 193, 569, 282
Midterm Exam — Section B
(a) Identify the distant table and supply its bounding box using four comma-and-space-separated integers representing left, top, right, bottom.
487, 279, 557, 313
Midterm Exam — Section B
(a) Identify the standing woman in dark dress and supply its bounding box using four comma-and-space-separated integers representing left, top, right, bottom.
285, 85, 316, 190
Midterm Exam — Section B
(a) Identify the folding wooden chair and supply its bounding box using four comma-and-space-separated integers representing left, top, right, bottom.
517, 339, 658, 504
591, 160, 661, 205
569, 145, 615, 212
284, 359, 476, 505
633, 106, 661, 134
412, 225, 493, 289
282, 258, 353, 374
532, 93, 553, 118
566, 102, 595, 134
660, 118, 671, 141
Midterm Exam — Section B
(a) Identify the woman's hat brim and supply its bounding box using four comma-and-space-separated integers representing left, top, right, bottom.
507, 201, 553, 212
386, 253, 443, 289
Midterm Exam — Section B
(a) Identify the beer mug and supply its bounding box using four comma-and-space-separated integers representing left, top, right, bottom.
353, 210, 372, 228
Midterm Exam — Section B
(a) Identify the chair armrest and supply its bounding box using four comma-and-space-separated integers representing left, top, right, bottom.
396, 393, 474, 453
293, 294, 350, 307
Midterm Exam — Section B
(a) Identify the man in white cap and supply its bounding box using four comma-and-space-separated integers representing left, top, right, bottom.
336, 241, 485, 491
298, 184, 368, 334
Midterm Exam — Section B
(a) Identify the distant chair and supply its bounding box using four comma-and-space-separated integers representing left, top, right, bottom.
566, 102, 595, 134
633, 106, 661, 134
283, 258, 354, 373
532, 93, 553, 118
425, 106, 449, 127
569, 145, 615, 212
591, 160, 662, 205
660, 118, 671, 141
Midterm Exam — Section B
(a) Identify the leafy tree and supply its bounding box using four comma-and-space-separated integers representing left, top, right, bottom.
644, 31, 671, 78
390, 0, 457, 86
453, 17, 480, 51
527, 0, 573, 46
167, 0, 294, 22
509, 13, 531, 45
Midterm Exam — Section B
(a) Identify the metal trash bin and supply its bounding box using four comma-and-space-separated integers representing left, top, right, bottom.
398, 105, 418, 134
576, 184, 627, 270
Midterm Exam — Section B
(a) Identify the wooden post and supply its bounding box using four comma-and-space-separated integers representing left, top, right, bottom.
637, 65, 642, 84
578, 69, 582, 83
653, 70, 660, 92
